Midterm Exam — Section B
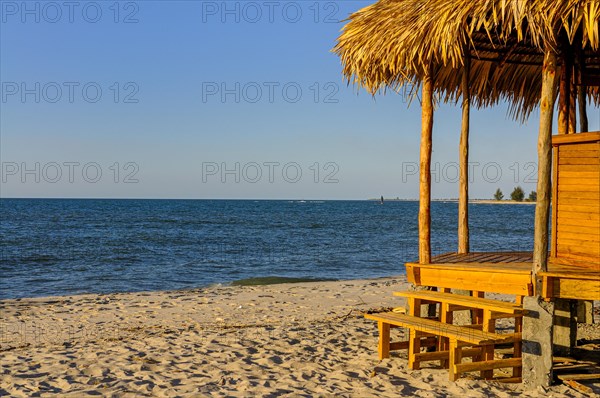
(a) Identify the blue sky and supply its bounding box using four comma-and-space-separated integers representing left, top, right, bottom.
1, 0, 598, 200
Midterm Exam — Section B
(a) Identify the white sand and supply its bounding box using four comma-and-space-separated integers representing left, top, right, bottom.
1, 277, 597, 397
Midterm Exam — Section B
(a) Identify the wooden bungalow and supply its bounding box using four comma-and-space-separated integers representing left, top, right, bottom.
335, 0, 599, 388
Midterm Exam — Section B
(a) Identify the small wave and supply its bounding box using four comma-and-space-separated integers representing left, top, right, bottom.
307, 223, 324, 229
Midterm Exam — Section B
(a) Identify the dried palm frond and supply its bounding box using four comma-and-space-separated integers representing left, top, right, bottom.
333, 0, 600, 121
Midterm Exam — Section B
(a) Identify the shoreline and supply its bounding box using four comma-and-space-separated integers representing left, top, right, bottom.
369, 198, 537, 204
469, 199, 536, 205
0, 275, 398, 301
2, 276, 597, 397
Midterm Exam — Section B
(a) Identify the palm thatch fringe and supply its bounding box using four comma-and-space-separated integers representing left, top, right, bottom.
334, 0, 600, 121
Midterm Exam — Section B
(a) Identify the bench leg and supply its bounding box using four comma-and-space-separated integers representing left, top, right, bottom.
448, 339, 461, 381
438, 302, 452, 368
408, 329, 421, 370
378, 321, 390, 360
481, 309, 495, 379
407, 297, 422, 370
513, 316, 523, 377
513, 295, 524, 378
471, 291, 485, 326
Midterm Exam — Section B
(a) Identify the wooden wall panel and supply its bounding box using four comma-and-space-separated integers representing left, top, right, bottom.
552, 134, 600, 269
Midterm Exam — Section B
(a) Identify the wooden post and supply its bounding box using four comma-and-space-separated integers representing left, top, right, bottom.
558, 41, 571, 135
458, 56, 470, 254
578, 86, 588, 132
569, 66, 577, 134
533, 49, 558, 293
419, 63, 434, 264
577, 47, 588, 133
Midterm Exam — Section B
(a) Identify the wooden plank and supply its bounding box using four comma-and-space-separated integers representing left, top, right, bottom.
563, 380, 593, 395
557, 219, 600, 230
558, 178, 600, 186
559, 154, 599, 160
556, 250, 600, 262
559, 171, 600, 179
557, 232, 599, 243
557, 240, 600, 255
432, 252, 460, 263
364, 312, 515, 345
415, 347, 482, 362
555, 197, 600, 206
558, 150, 600, 158
558, 184, 600, 192
555, 257, 600, 268
549, 257, 600, 270
558, 151, 599, 160
557, 191, 600, 200
393, 291, 522, 313
557, 204, 600, 213
389, 336, 437, 351
406, 265, 531, 296
557, 224, 600, 234
557, 243, 600, 256
549, 278, 600, 300
557, 236, 600, 245
559, 157, 600, 165
455, 358, 522, 374
406, 261, 532, 273
557, 141, 600, 150
557, 211, 600, 221
554, 363, 595, 371
559, 164, 600, 172
557, 373, 600, 381
552, 131, 600, 145
558, 182, 599, 189
553, 356, 579, 363
486, 254, 516, 263
475, 253, 507, 263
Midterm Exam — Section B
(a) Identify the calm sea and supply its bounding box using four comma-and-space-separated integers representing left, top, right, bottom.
0, 199, 535, 299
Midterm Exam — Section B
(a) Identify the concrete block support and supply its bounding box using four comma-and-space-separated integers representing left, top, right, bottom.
523, 296, 554, 389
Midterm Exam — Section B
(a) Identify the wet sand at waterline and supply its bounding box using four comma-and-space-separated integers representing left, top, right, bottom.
1, 277, 598, 397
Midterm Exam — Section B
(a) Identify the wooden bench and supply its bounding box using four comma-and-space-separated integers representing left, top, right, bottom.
365, 312, 521, 381
394, 290, 524, 377
394, 290, 523, 315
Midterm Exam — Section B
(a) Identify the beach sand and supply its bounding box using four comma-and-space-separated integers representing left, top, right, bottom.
1, 277, 598, 397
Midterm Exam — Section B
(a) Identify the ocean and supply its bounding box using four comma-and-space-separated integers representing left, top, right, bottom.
0, 199, 535, 299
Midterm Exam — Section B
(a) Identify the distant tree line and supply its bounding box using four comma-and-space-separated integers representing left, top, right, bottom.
493, 187, 536, 202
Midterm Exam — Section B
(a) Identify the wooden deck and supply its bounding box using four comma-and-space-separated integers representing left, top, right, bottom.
405, 252, 599, 300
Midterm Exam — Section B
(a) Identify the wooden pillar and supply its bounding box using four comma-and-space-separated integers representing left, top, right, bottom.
578, 86, 588, 133
458, 57, 470, 254
577, 47, 588, 132
569, 67, 577, 134
419, 63, 434, 264
533, 48, 558, 293
558, 41, 571, 135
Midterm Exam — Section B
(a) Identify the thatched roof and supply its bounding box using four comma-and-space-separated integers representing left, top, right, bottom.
334, 0, 600, 120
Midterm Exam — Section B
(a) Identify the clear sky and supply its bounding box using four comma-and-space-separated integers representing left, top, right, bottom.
1, 1, 598, 200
